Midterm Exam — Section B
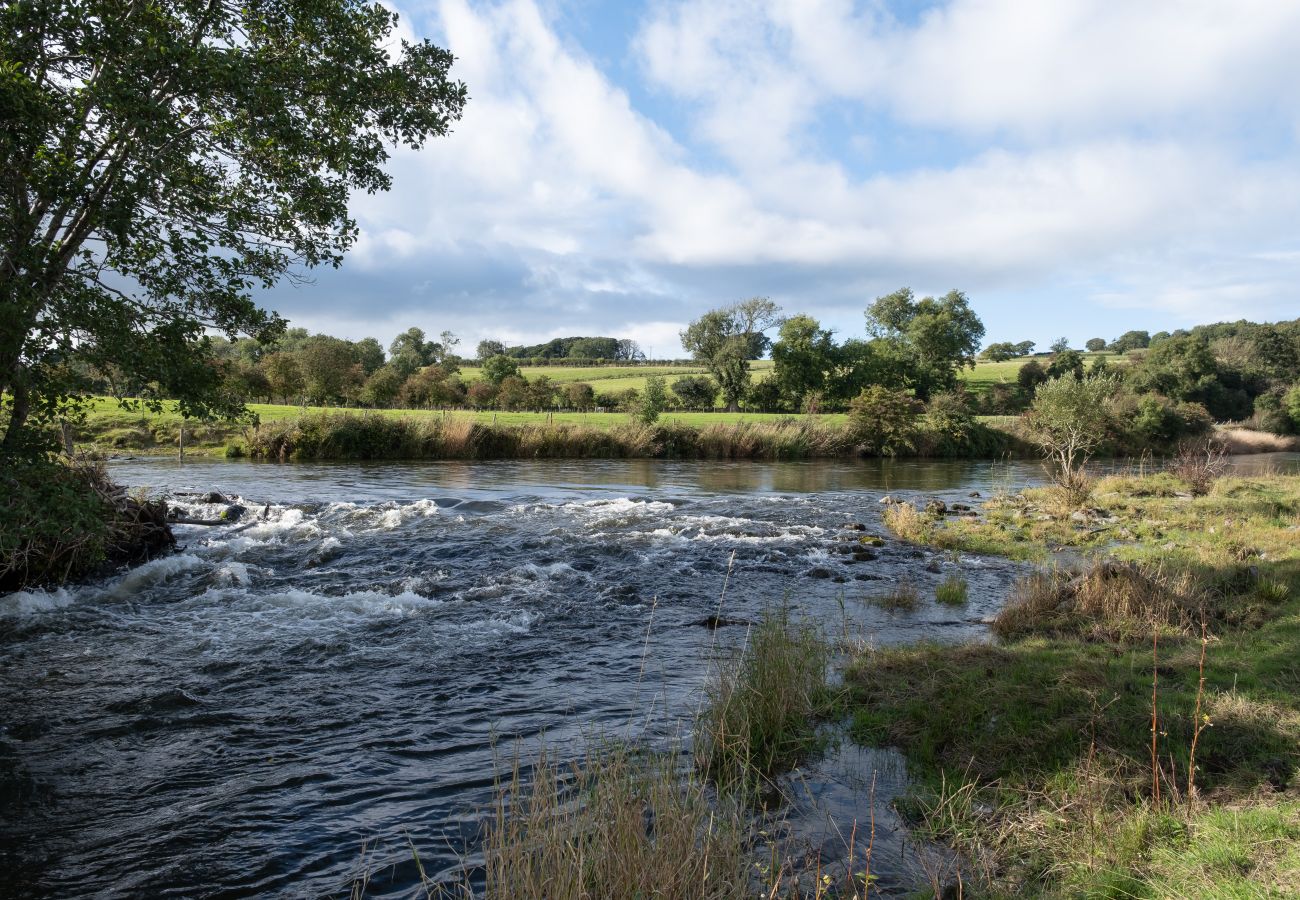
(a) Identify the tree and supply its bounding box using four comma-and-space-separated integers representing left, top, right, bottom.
300, 336, 361, 405
1023, 375, 1119, 506
671, 375, 718, 410
481, 355, 520, 385
770, 315, 836, 407
496, 375, 530, 411
1018, 359, 1049, 394
681, 300, 782, 410
1110, 330, 1151, 353
389, 328, 434, 377
0, 0, 466, 451
1049, 337, 1071, 353
353, 338, 386, 376
477, 340, 507, 362
360, 365, 403, 408
630, 376, 667, 424
1085, 338, 1107, 352
564, 382, 596, 411
1046, 349, 1085, 380
982, 341, 1034, 362
865, 288, 985, 399
262, 353, 304, 404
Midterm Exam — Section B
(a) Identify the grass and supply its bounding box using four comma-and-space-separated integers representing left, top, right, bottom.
934, 574, 969, 606
844, 471, 1300, 896
867, 578, 923, 612
696, 605, 832, 787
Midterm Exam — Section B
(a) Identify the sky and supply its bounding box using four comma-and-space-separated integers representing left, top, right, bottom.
262, 0, 1300, 356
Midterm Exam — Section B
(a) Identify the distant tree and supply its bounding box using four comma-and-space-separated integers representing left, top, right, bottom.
1046, 349, 1085, 381
564, 382, 596, 411
527, 375, 556, 410
865, 288, 985, 399
633, 376, 667, 424
400, 365, 463, 408
1018, 359, 1049, 394
477, 340, 507, 362
1085, 338, 1107, 352
353, 338, 386, 376
682, 300, 782, 410
496, 375, 530, 411
360, 365, 403, 408
615, 339, 644, 362
438, 331, 461, 367
567, 337, 620, 360
481, 355, 521, 385
982, 341, 1034, 362
389, 328, 434, 377
262, 353, 305, 404
466, 380, 497, 410
0, 0, 466, 450
1049, 337, 1071, 353
300, 336, 361, 405
671, 375, 719, 410
1150, 331, 1171, 346
1110, 330, 1151, 353
224, 360, 271, 403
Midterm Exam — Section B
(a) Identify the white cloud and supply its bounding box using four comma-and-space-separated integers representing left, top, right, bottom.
271, 0, 1300, 347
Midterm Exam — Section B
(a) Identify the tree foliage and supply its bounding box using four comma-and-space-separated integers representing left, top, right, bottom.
865, 288, 985, 399
681, 298, 782, 410
0, 0, 466, 450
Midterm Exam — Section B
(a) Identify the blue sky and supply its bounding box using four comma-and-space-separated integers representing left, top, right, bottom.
264, 0, 1300, 355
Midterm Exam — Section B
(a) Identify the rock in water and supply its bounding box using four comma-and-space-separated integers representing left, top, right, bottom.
200, 491, 227, 504
220, 504, 247, 522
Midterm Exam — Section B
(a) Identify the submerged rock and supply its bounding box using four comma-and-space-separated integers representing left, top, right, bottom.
688, 615, 754, 630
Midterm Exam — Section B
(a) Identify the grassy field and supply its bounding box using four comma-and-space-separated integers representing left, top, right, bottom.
854, 471, 1300, 895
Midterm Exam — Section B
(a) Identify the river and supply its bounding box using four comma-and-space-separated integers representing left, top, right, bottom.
2, 454, 1295, 897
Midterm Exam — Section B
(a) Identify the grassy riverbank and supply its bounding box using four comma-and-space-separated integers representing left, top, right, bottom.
69, 402, 1025, 461
857, 472, 1300, 895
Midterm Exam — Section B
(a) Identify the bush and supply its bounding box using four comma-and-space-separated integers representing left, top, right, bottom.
847, 386, 916, 456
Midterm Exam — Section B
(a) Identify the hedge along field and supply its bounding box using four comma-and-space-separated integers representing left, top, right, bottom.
454, 361, 774, 393
960, 351, 1126, 395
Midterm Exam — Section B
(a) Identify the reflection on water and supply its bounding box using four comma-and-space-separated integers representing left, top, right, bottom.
0, 452, 1294, 898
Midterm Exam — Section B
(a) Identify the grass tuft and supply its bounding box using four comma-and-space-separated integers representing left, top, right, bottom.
934, 574, 969, 606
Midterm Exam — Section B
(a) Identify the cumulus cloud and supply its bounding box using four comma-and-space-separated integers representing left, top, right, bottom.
261, 0, 1300, 349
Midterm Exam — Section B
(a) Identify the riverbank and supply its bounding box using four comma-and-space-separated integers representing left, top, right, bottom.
0, 456, 174, 593
73, 406, 1026, 461
855, 471, 1300, 895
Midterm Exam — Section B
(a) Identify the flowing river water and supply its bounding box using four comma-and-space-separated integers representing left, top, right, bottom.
2, 454, 1296, 898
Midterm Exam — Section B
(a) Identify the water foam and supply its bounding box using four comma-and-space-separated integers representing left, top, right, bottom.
0, 587, 76, 618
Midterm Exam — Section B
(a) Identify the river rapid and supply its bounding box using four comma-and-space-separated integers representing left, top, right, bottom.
2, 454, 1294, 898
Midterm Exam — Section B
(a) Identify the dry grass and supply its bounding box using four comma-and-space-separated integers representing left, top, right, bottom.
480, 744, 753, 900
992, 561, 1211, 643
1168, 437, 1229, 496
880, 502, 933, 543
868, 578, 923, 612
1217, 427, 1300, 454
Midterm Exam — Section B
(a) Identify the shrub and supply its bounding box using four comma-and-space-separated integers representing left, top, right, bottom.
846, 385, 916, 456
1022, 374, 1119, 508
1168, 437, 1228, 496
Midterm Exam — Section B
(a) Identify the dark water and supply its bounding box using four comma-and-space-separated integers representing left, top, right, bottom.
2, 454, 1295, 898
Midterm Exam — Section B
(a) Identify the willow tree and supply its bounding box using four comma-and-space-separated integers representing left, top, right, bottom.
0, 0, 467, 450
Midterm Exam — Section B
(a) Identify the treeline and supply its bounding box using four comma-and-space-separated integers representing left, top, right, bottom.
974, 320, 1300, 434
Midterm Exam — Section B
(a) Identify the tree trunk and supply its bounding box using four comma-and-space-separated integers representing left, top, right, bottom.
2, 379, 31, 450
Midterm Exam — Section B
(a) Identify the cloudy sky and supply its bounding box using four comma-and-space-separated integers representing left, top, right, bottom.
265, 0, 1300, 355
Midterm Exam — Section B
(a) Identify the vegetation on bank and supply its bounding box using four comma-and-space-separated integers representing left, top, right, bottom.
864, 470, 1300, 896
0, 457, 173, 593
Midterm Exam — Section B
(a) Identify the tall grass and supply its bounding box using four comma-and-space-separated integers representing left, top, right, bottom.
695, 606, 832, 788
480, 744, 752, 899
241, 411, 1025, 461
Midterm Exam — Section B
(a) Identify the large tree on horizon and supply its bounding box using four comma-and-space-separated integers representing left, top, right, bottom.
0, 0, 467, 450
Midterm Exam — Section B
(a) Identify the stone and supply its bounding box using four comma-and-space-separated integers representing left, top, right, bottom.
200, 490, 227, 504
219, 504, 247, 522
924, 499, 948, 516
